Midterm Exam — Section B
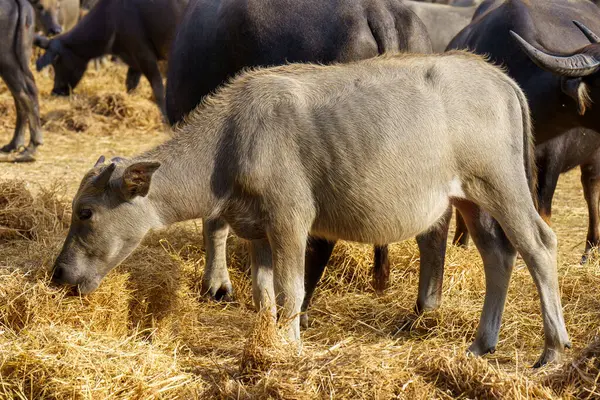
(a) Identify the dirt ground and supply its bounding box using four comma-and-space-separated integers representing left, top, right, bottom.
0, 63, 599, 399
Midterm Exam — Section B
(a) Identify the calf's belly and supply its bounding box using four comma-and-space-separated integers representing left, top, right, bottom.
310, 185, 454, 245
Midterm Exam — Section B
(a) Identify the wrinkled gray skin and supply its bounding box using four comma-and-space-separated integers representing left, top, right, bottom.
0, 0, 42, 162
405, 1, 477, 52
54, 53, 569, 366
32, 0, 79, 35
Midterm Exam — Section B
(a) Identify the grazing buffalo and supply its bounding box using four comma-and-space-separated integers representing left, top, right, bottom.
34, 0, 188, 119
0, 0, 42, 162
405, 1, 477, 52
165, 0, 432, 313
448, 0, 600, 262
53, 53, 569, 366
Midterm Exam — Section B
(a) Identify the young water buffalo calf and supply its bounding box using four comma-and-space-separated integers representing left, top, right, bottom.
52, 52, 570, 366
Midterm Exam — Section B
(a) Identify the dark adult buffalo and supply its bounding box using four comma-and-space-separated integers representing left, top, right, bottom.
0, 0, 43, 162
34, 0, 188, 118
165, 0, 432, 314
448, 0, 600, 262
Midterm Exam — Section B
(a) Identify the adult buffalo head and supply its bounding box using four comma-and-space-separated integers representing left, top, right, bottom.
34, 35, 87, 96
511, 21, 600, 116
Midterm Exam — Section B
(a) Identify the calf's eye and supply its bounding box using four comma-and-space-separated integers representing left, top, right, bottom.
78, 209, 93, 220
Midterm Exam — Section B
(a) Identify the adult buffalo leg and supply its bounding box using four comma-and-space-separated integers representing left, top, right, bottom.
415, 205, 452, 313
581, 152, 600, 264
0, 63, 42, 161
136, 54, 167, 120
372, 245, 390, 293
300, 237, 336, 328
201, 218, 233, 301
125, 67, 142, 93
535, 145, 563, 226
452, 210, 470, 247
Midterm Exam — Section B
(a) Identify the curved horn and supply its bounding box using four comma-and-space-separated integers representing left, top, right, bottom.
573, 20, 600, 44
510, 30, 600, 77
92, 163, 116, 188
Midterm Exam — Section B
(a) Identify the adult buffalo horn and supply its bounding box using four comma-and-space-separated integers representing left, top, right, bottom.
94, 155, 106, 167
92, 163, 116, 188
510, 30, 600, 77
33, 34, 50, 49
573, 20, 600, 44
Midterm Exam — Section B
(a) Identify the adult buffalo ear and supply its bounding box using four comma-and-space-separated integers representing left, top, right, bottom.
33, 34, 50, 49
561, 77, 592, 115
119, 162, 161, 200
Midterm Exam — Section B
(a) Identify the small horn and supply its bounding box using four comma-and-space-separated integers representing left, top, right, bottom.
94, 155, 105, 167
510, 30, 600, 77
92, 163, 116, 188
573, 21, 600, 44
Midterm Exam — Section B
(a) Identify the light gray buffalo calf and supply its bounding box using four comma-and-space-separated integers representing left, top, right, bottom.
52, 52, 570, 365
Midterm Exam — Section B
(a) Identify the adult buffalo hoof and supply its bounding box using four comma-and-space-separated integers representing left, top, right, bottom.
580, 249, 596, 265
0, 146, 36, 163
300, 313, 310, 329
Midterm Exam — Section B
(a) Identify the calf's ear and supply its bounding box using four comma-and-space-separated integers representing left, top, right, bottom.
561, 77, 591, 115
120, 162, 161, 200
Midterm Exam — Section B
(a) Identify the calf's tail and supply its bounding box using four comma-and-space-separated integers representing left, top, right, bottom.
508, 76, 538, 208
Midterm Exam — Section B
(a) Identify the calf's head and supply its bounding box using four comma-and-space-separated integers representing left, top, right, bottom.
34, 36, 87, 96
31, 0, 62, 36
52, 157, 161, 294
511, 21, 600, 117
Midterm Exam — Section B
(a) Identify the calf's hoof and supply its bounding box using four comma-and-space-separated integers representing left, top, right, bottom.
533, 341, 571, 368
467, 338, 497, 357
201, 280, 233, 302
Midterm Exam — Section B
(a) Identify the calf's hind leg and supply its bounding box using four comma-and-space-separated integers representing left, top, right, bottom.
454, 201, 516, 356
463, 171, 569, 366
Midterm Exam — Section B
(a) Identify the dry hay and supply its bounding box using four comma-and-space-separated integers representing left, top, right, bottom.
0, 180, 69, 242
1, 62, 600, 399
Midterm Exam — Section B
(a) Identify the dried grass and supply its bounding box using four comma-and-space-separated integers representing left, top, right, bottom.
0, 61, 598, 399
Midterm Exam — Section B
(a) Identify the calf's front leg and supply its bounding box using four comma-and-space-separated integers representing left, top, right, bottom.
270, 227, 307, 346
201, 218, 233, 301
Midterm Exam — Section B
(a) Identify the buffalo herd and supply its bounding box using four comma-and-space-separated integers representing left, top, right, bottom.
3, 0, 600, 366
